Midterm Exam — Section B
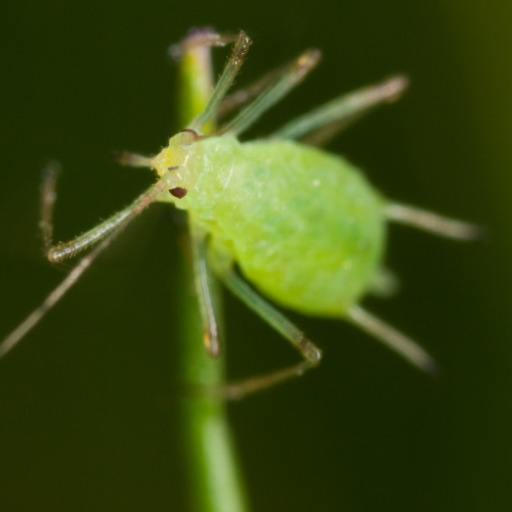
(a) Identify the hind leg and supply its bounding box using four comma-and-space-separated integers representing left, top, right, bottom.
347, 305, 438, 374
386, 202, 482, 240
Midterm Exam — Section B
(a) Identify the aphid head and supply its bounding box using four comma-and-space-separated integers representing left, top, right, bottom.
151, 129, 202, 199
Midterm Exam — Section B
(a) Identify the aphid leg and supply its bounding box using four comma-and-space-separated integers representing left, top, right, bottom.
216, 63, 298, 119
48, 172, 181, 263
0, 238, 114, 359
113, 150, 153, 168
39, 160, 61, 254
216, 266, 322, 399
0, 170, 176, 358
39, 160, 144, 263
386, 202, 483, 240
38, 159, 164, 263
271, 76, 409, 144
218, 49, 322, 138
190, 224, 222, 358
188, 31, 253, 133
347, 305, 438, 375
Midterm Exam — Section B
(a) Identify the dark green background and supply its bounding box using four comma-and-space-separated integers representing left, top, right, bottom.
1, 1, 511, 511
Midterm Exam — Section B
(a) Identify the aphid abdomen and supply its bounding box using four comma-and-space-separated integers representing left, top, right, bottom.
186, 137, 387, 317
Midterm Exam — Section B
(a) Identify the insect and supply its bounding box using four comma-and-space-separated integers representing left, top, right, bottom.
0, 29, 479, 397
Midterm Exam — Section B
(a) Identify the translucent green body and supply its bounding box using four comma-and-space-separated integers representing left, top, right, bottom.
160, 136, 387, 317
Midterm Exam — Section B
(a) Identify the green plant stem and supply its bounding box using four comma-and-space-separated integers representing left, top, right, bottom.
176, 36, 250, 512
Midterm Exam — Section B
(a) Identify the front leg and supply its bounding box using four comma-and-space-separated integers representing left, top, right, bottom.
0, 168, 176, 358
189, 222, 222, 358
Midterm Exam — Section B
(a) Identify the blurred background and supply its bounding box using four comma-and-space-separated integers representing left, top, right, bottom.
0, 0, 511, 510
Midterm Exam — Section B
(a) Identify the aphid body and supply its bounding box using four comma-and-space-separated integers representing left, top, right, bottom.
0, 29, 480, 397
154, 134, 385, 317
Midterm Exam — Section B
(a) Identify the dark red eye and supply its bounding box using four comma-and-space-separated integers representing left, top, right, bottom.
169, 187, 188, 198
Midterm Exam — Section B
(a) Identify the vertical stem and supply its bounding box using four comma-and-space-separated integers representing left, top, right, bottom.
175, 32, 250, 512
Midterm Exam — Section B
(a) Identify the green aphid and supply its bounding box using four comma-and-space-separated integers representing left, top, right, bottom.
0, 30, 480, 397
